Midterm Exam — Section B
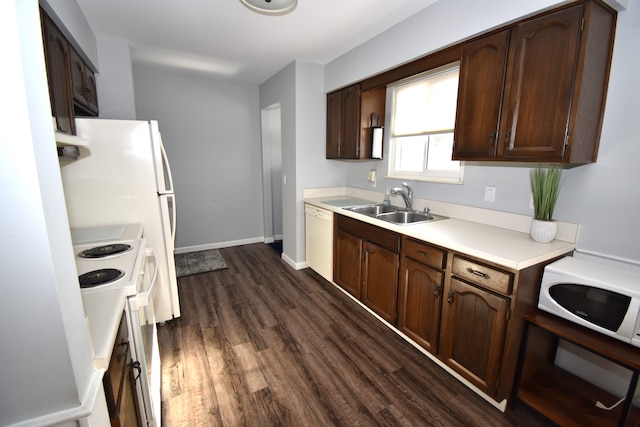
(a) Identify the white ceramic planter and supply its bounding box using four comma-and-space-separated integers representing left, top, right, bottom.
530, 219, 557, 243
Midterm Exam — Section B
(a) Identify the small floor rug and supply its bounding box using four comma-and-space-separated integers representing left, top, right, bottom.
175, 249, 227, 278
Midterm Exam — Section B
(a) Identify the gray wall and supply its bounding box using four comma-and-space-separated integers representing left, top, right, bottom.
132, 63, 264, 250
259, 63, 298, 260
2, 1, 97, 424
259, 61, 347, 264
326, 0, 640, 264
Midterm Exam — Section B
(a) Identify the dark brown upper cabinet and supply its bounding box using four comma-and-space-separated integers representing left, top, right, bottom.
70, 47, 99, 116
326, 84, 386, 160
41, 8, 98, 137
41, 12, 75, 135
453, 0, 616, 165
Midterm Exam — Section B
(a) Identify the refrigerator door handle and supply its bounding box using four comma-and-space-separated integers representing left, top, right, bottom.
159, 135, 175, 194
169, 194, 177, 242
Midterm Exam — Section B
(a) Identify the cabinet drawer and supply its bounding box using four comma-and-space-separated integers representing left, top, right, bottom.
336, 215, 400, 252
403, 237, 446, 269
452, 256, 513, 295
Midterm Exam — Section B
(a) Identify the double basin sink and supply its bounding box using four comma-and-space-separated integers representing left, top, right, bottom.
343, 204, 447, 225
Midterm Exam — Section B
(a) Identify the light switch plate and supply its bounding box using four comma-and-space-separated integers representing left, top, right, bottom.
484, 186, 496, 202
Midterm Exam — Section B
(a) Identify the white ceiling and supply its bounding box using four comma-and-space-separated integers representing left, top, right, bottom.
75, 0, 438, 84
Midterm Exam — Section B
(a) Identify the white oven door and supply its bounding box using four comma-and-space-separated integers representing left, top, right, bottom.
128, 247, 161, 427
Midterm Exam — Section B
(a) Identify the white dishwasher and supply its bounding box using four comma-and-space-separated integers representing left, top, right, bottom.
305, 204, 333, 282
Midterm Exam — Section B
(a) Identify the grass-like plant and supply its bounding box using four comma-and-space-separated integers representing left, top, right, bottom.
530, 166, 562, 221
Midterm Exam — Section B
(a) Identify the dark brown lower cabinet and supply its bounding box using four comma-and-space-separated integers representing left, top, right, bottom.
439, 277, 509, 396
397, 257, 444, 353
103, 312, 141, 427
334, 229, 363, 299
333, 216, 400, 323
331, 213, 569, 403
361, 241, 399, 323
397, 237, 447, 354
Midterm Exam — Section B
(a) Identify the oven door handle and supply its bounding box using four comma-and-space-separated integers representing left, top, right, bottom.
131, 248, 159, 310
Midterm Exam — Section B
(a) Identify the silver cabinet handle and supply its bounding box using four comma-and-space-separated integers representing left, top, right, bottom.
467, 268, 490, 280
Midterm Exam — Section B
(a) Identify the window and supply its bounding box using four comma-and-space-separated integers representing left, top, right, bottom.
387, 63, 463, 183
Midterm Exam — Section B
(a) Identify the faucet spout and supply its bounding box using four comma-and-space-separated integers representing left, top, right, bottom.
391, 182, 414, 211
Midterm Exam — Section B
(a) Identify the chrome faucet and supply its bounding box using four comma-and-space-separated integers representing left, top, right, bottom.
391, 182, 413, 211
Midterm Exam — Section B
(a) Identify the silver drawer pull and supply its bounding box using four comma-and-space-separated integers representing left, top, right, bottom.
417, 250, 429, 257
467, 267, 490, 280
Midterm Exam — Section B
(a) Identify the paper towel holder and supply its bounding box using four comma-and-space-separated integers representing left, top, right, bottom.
371, 113, 383, 159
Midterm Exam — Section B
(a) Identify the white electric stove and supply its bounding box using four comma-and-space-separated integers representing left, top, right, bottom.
72, 224, 144, 295
71, 223, 161, 427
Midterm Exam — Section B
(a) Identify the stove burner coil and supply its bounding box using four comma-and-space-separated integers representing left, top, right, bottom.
79, 268, 124, 288
78, 244, 132, 258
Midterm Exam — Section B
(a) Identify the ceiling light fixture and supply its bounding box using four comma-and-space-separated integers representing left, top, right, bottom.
239, 0, 297, 15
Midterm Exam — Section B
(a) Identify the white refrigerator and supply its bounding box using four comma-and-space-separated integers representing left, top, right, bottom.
61, 118, 180, 323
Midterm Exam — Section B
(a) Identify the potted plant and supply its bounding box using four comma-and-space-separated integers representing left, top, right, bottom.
530, 166, 562, 242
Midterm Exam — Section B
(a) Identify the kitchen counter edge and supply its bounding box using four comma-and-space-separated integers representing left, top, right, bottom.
82, 289, 127, 370
304, 197, 575, 271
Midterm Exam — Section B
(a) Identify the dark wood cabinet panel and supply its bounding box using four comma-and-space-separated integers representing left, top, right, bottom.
334, 215, 400, 321
326, 85, 386, 160
41, 12, 75, 135
453, 30, 509, 159
453, 0, 615, 164
70, 47, 99, 115
361, 241, 399, 323
402, 237, 446, 270
439, 278, 509, 396
340, 85, 361, 159
103, 312, 142, 427
398, 257, 443, 353
452, 255, 514, 295
499, 6, 582, 160
326, 84, 360, 159
326, 91, 343, 159
40, 8, 98, 139
334, 229, 362, 299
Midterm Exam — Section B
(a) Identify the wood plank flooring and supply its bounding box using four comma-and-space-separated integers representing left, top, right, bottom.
158, 243, 554, 426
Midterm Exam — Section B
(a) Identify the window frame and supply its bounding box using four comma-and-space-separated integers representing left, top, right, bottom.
385, 62, 464, 184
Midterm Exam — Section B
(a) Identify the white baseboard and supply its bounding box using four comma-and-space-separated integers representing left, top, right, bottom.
281, 252, 307, 270
175, 237, 263, 254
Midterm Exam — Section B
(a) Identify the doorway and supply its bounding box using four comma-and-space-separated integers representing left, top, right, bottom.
260, 103, 283, 252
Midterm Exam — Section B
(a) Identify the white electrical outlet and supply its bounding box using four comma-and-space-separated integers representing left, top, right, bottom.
484, 186, 496, 202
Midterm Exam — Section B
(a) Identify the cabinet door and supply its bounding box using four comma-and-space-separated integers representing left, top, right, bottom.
397, 258, 443, 353
361, 241, 399, 323
70, 48, 99, 116
70, 48, 89, 108
439, 278, 509, 397
499, 6, 582, 160
334, 229, 362, 298
340, 85, 361, 159
85, 69, 99, 114
453, 30, 509, 160
41, 13, 75, 135
103, 313, 142, 427
326, 90, 342, 159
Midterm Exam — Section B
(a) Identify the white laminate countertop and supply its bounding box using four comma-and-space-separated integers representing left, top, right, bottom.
82, 289, 127, 370
304, 196, 575, 271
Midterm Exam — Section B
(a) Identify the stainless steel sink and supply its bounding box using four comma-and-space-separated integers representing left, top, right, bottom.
376, 210, 447, 225
345, 204, 398, 216
343, 204, 447, 225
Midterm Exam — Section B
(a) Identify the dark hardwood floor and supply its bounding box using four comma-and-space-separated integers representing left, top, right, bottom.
158, 243, 554, 426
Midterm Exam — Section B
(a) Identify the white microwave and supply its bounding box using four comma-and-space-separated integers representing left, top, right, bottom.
539, 256, 640, 347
